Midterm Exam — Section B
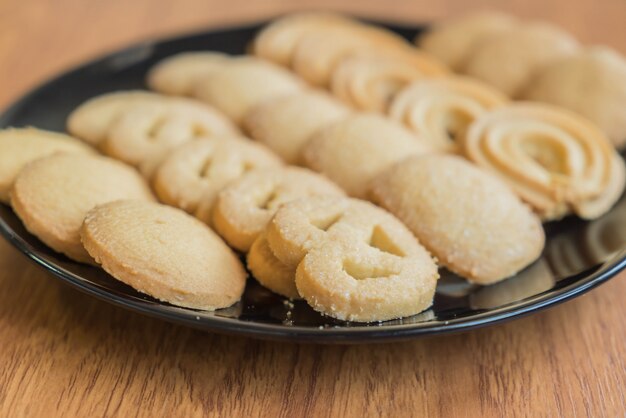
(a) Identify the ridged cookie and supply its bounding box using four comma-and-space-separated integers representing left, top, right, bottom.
247, 231, 299, 299
10, 154, 154, 263
302, 113, 431, 198
370, 154, 545, 284
0, 128, 94, 203
81, 199, 246, 310
243, 91, 350, 164
147, 52, 230, 95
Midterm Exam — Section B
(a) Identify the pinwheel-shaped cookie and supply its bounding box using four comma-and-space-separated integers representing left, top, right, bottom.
460, 103, 626, 221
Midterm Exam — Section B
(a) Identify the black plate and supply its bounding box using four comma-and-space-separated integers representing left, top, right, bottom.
1, 20, 625, 343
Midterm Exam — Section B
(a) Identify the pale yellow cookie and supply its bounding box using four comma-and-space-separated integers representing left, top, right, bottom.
153, 136, 282, 214
242, 91, 350, 164
10, 154, 154, 263
247, 232, 299, 299
147, 52, 230, 95
417, 11, 517, 70
302, 113, 431, 198
0, 128, 95, 203
100, 97, 239, 177
80, 199, 246, 310
67, 91, 161, 145
212, 166, 345, 252
252, 12, 357, 66
330, 49, 449, 112
462, 22, 579, 96
388, 76, 508, 152
521, 47, 626, 148
192, 57, 304, 124
460, 103, 626, 221
370, 154, 545, 284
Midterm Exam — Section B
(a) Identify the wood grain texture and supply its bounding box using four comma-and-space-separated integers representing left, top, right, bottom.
0, 0, 625, 416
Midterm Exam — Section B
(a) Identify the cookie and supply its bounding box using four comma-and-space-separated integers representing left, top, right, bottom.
153, 136, 282, 214
192, 57, 304, 124
242, 91, 350, 164
80, 199, 246, 310
261, 195, 438, 322
67, 91, 161, 145
330, 49, 448, 112
302, 113, 431, 198
251, 12, 357, 66
521, 47, 626, 148
417, 11, 517, 70
0, 128, 95, 203
247, 232, 299, 299
212, 166, 345, 252
388, 76, 508, 152
10, 154, 154, 263
100, 97, 239, 177
147, 52, 230, 95
290, 24, 409, 87
460, 103, 626, 221
462, 22, 579, 96
370, 154, 545, 284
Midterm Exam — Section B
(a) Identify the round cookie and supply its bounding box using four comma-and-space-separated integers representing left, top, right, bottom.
247, 232, 299, 299
153, 136, 282, 214
212, 166, 345, 252
462, 22, 579, 97
100, 97, 239, 177
460, 103, 626, 221
417, 11, 517, 70
302, 113, 431, 198
192, 57, 304, 124
0, 128, 95, 203
147, 52, 230, 95
10, 154, 154, 263
67, 91, 161, 145
521, 47, 626, 148
388, 76, 508, 152
80, 199, 246, 310
243, 91, 350, 164
370, 154, 545, 285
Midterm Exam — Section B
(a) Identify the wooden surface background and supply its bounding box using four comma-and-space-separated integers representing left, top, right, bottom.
1, 0, 625, 416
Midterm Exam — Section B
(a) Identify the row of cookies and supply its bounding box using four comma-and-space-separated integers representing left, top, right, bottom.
0, 128, 247, 310
419, 11, 626, 148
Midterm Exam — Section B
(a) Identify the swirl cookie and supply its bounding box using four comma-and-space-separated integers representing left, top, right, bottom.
460, 103, 626, 221
259, 196, 438, 321
251, 12, 357, 66
192, 57, 304, 124
370, 154, 545, 284
388, 77, 508, 151
100, 97, 239, 177
67, 91, 161, 145
153, 136, 282, 214
147, 52, 230, 95
247, 231, 299, 298
330, 49, 449, 112
80, 200, 246, 310
417, 11, 517, 70
462, 22, 579, 96
211, 166, 345, 252
10, 154, 154, 263
302, 113, 431, 198
0, 128, 94, 203
521, 47, 626, 148
243, 91, 350, 164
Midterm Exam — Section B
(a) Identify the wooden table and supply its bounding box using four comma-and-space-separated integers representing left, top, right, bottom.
1, 1, 625, 416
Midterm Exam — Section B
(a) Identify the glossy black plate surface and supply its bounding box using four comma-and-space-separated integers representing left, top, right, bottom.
1, 20, 625, 343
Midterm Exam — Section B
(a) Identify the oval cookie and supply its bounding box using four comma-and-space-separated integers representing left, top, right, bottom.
370, 154, 545, 284
302, 113, 431, 198
0, 128, 94, 203
153, 136, 282, 214
243, 91, 350, 164
212, 166, 345, 252
10, 154, 154, 263
81, 199, 246, 310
